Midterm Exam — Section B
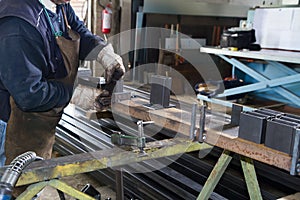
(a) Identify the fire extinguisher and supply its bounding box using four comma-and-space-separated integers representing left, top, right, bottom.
101, 1, 112, 34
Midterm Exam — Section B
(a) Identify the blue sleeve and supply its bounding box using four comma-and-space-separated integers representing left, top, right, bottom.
65, 4, 107, 60
0, 120, 7, 166
0, 18, 72, 112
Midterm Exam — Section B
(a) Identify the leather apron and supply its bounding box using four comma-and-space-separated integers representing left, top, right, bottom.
5, 7, 80, 164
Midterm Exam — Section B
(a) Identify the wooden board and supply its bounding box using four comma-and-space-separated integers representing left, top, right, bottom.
112, 97, 293, 172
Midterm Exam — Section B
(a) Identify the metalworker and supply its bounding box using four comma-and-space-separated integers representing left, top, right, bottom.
0, 0, 125, 168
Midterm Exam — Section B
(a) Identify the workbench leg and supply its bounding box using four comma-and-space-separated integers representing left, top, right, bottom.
197, 150, 233, 200
17, 179, 95, 200
240, 156, 263, 200
16, 182, 48, 200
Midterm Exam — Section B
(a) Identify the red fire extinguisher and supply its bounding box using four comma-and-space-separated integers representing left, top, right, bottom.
101, 1, 112, 34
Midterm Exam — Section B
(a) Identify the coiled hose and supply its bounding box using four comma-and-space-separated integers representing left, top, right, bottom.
0, 151, 42, 200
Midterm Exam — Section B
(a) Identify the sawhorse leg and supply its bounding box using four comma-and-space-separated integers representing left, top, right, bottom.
240, 156, 263, 200
197, 150, 263, 200
17, 179, 95, 200
197, 150, 232, 200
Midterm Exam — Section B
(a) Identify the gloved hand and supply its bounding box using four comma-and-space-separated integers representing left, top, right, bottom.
97, 43, 125, 84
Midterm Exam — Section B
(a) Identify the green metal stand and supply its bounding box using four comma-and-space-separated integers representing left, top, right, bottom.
197, 150, 232, 200
240, 156, 263, 200
197, 150, 262, 200
17, 179, 95, 200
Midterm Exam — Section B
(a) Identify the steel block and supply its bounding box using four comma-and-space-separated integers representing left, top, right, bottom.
238, 109, 283, 144
265, 118, 300, 155
149, 75, 172, 108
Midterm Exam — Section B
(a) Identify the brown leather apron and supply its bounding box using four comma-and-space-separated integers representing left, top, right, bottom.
5, 7, 80, 164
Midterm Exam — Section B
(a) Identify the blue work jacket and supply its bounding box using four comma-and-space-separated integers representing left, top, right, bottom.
0, 0, 106, 122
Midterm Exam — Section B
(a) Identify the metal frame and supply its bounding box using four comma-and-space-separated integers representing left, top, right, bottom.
197, 150, 263, 200
17, 179, 95, 200
200, 47, 300, 107
197, 150, 233, 200
10, 138, 209, 198
240, 156, 263, 200
10, 98, 299, 199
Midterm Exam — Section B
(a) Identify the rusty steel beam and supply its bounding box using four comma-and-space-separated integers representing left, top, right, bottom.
16, 139, 211, 187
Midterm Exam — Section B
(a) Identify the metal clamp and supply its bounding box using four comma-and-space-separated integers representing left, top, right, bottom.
189, 103, 206, 143
189, 103, 198, 140
111, 121, 154, 156
137, 120, 154, 156
198, 105, 207, 143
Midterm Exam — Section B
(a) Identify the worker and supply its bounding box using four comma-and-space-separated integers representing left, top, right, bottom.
0, 0, 125, 168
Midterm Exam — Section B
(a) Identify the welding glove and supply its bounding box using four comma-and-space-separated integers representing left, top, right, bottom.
97, 43, 125, 84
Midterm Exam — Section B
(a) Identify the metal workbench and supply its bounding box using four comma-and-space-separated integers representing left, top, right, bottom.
199, 47, 300, 107
5, 95, 299, 199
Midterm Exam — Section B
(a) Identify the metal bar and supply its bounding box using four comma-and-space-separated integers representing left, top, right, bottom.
16, 138, 205, 186
17, 181, 47, 200
267, 61, 298, 75
197, 150, 233, 200
230, 58, 300, 105
290, 129, 300, 176
219, 55, 300, 106
17, 179, 95, 200
115, 169, 124, 200
190, 103, 197, 140
198, 105, 206, 143
219, 55, 266, 81
240, 156, 263, 200
267, 74, 300, 87
232, 65, 236, 78
216, 82, 267, 97
48, 179, 94, 200
201, 47, 300, 64
268, 87, 300, 106
48, 179, 95, 200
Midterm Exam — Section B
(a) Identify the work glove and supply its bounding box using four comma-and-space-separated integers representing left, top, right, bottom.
97, 43, 125, 84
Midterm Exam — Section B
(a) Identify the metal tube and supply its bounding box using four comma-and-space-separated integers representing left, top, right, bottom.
198, 105, 206, 143
189, 103, 197, 140
137, 120, 144, 138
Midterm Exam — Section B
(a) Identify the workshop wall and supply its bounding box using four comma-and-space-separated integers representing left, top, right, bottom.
70, 0, 87, 21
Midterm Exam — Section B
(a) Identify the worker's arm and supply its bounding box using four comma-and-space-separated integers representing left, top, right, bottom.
64, 4, 125, 83
0, 18, 73, 112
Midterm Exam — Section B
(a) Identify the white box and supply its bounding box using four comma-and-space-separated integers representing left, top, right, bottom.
253, 7, 300, 51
